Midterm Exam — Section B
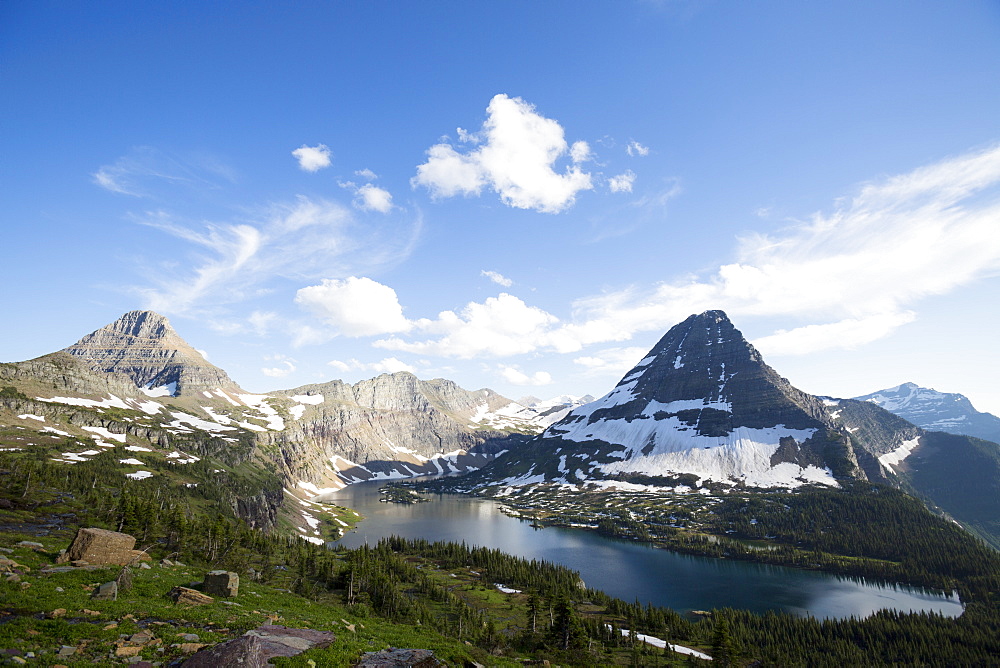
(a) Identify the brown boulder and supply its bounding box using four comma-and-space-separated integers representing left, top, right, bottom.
169, 586, 214, 606
57, 528, 149, 566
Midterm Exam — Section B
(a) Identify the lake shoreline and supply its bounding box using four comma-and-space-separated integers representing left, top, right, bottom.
323, 480, 964, 620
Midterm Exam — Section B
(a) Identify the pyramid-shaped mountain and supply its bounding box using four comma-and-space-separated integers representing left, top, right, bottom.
62, 310, 240, 397
478, 310, 867, 489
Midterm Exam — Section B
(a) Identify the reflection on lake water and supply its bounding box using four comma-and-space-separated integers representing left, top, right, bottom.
319, 481, 963, 620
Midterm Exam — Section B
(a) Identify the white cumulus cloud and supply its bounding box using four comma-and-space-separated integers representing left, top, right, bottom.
375, 293, 568, 358
295, 276, 411, 337
261, 356, 296, 378
499, 365, 553, 386
573, 346, 649, 375
608, 170, 636, 193
327, 357, 417, 375
354, 184, 394, 213
292, 144, 332, 172
412, 94, 593, 213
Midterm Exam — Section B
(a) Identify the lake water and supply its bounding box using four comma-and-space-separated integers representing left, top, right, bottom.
320, 481, 963, 620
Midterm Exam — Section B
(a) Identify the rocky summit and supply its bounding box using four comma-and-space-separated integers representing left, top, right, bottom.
854, 382, 1000, 444
62, 310, 240, 397
469, 310, 869, 490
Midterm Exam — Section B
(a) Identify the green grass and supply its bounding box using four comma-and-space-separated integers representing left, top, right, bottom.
0, 530, 495, 667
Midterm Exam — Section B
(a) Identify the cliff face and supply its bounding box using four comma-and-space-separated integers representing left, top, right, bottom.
62, 310, 240, 396
267, 373, 526, 491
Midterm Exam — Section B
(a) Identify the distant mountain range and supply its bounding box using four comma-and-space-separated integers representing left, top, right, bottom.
0, 311, 575, 539
855, 382, 1000, 445
2, 309, 998, 548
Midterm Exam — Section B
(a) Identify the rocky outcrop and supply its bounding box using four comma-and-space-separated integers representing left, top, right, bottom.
355, 648, 442, 667
181, 624, 334, 667
0, 352, 143, 398
62, 310, 240, 396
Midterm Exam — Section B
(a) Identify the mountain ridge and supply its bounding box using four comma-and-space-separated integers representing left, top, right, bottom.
855, 381, 1000, 444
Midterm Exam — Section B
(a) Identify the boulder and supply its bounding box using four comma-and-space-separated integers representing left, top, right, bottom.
169, 586, 214, 606
56, 528, 149, 566
355, 648, 442, 667
181, 624, 334, 667
92, 581, 118, 601
202, 570, 239, 598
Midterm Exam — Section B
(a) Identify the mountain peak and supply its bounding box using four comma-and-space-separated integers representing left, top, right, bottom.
855, 383, 1000, 443
63, 310, 240, 396
520, 310, 854, 489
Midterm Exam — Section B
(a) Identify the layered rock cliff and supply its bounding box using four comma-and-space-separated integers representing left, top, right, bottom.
62, 310, 240, 396
266, 373, 528, 492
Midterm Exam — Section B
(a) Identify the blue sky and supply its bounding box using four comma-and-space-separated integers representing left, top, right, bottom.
3, 1, 1000, 413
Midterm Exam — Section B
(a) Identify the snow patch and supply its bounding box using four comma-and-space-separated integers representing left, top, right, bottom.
609, 626, 712, 660
167, 411, 236, 434
291, 394, 324, 405
17, 414, 45, 422
82, 426, 127, 443
878, 437, 921, 470
141, 381, 177, 397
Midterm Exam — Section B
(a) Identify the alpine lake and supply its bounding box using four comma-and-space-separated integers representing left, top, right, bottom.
318, 480, 963, 621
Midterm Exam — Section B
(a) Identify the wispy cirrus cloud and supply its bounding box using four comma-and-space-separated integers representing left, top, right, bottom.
365, 144, 1000, 359
133, 196, 418, 315
93, 146, 231, 198
481, 270, 513, 287
626, 141, 650, 157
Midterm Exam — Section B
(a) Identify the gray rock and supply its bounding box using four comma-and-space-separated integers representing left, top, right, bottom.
355, 648, 442, 667
202, 570, 239, 598
180, 624, 334, 667
92, 580, 118, 601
